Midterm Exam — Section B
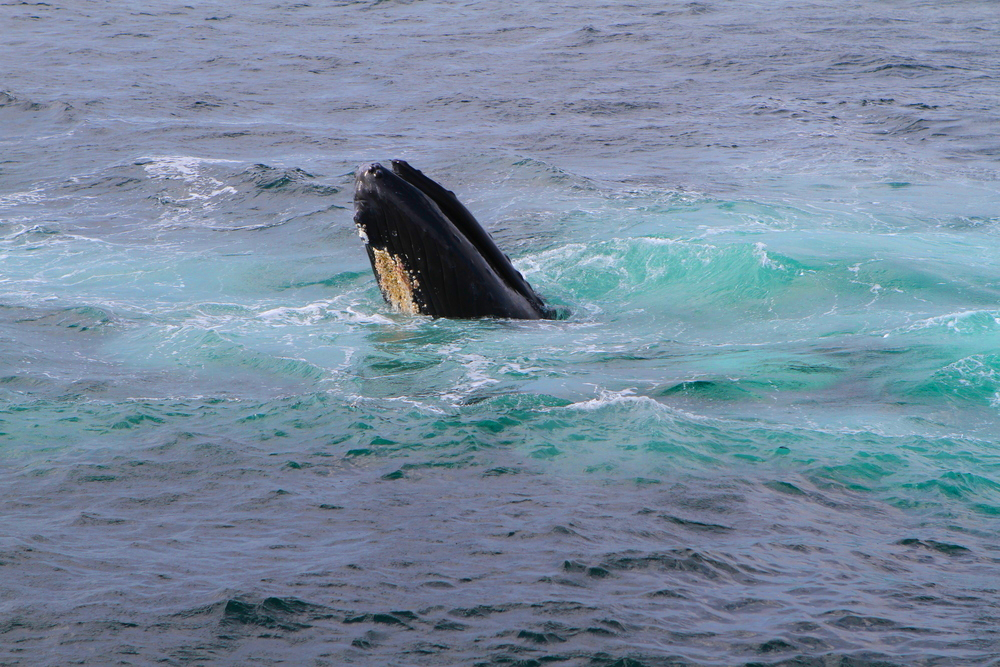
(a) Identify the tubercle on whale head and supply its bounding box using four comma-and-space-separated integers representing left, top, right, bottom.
354, 161, 385, 180
353, 162, 389, 197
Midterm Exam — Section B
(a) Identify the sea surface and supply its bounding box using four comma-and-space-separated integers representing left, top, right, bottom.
2, 1, 999, 665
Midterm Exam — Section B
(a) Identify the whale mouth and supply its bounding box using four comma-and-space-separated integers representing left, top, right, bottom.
353, 160, 551, 320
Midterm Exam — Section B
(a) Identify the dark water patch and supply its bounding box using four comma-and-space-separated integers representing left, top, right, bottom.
563, 100, 663, 117
221, 596, 332, 632
671, 491, 747, 514
659, 515, 733, 533
183, 97, 224, 111
344, 610, 418, 627
752, 637, 796, 654
592, 655, 692, 667
67, 465, 120, 484
0, 375, 55, 392
240, 163, 340, 196
722, 597, 784, 614
451, 604, 522, 619
365, 354, 443, 374
0, 90, 77, 138
829, 55, 942, 77
434, 619, 467, 631
517, 628, 566, 644
110, 412, 165, 430
867, 62, 944, 76
70, 512, 127, 526
745, 655, 905, 667
895, 538, 971, 556
824, 612, 905, 632
598, 549, 753, 582
645, 588, 687, 600
656, 379, 763, 401
483, 466, 523, 476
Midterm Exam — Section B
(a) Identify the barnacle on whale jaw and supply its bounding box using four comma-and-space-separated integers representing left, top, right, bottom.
371, 247, 421, 315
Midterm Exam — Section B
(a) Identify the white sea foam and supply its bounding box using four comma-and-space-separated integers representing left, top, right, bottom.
258, 298, 394, 326
140, 155, 241, 182
888, 309, 1000, 337
140, 156, 241, 218
0, 188, 45, 208
563, 388, 661, 412
752, 242, 785, 270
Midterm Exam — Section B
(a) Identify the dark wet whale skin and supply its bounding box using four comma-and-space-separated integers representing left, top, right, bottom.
353, 160, 550, 319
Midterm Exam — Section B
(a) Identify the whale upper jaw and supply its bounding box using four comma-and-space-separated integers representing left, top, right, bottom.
353, 160, 549, 320
353, 162, 388, 198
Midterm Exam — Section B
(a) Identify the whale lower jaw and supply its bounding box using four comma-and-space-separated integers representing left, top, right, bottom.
353, 160, 550, 320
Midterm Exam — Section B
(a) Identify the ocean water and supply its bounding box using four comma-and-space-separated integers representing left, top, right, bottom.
2, 1, 999, 665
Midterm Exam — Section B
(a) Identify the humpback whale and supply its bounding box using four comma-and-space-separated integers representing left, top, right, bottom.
353, 160, 551, 319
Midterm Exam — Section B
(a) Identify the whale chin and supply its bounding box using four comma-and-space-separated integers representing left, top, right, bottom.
353, 160, 551, 320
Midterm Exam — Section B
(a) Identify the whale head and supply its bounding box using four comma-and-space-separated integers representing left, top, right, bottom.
353, 160, 550, 320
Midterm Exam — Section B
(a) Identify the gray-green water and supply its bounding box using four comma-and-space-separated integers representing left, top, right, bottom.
1, 1, 998, 665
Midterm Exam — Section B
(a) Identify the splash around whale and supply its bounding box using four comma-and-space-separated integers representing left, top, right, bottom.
353, 160, 553, 320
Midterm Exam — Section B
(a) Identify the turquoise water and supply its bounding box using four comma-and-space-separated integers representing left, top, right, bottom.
2, 1, 1000, 665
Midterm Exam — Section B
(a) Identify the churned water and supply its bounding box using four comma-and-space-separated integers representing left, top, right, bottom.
2, 1, 999, 665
